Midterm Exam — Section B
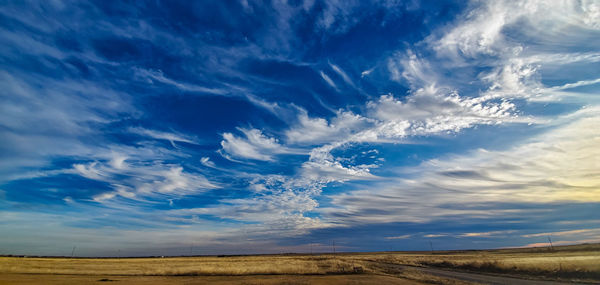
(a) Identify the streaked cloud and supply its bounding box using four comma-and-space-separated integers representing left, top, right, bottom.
458, 230, 516, 238
522, 228, 600, 238
221, 128, 299, 161
134, 68, 227, 95
321, 109, 600, 225
128, 127, 199, 146
320, 70, 338, 90
1, 0, 598, 255
73, 159, 218, 203
385, 235, 411, 240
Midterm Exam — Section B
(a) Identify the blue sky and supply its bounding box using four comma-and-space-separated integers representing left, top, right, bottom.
1, 0, 599, 256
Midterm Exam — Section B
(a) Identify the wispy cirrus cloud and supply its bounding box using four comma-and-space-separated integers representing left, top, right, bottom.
220, 128, 300, 161
385, 234, 411, 240
128, 127, 199, 147
205, 0, 600, 243
285, 110, 374, 145
329, 62, 355, 88
133, 68, 228, 95
320, 108, 600, 226
458, 230, 516, 238
71, 151, 218, 203
431, 0, 600, 59
1, 0, 599, 256
319, 70, 338, 90
522, 228, 600, 238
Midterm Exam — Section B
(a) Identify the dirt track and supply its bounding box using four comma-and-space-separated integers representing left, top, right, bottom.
394, 264, 587, 285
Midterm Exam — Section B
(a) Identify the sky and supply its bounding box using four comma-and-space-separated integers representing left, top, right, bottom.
1, 0, 599, 257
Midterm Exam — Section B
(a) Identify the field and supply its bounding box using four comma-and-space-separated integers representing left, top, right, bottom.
0, 243, 598, 284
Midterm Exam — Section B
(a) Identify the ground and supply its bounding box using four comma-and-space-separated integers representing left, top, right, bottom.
0, 244, 598, 284
0, 273, 425, 285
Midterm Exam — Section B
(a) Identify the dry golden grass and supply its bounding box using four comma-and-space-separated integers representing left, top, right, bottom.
347, 243, 600, 281
0, 273, 424, 285
0, 255, 363, 276
0, 255, 462, 284
0, 243, 598, 283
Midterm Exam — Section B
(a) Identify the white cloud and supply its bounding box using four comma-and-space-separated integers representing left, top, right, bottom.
458, 230, 516, 238
221, 128, 297, 161
281, 78, 524, 187
221, 132, 273, 161
286, 85, 521, 149
109, 154, 128, 170
519, 52, 600, 66
73, 162, 104, 180
419, 0, 600, 105
385, 234, 411, 240
304, 0, 600, 152
128, 127, 198, 147
134, 68, 227, 95
367, 87, 519, 135
73, 152, 218, 203
329, 63, 354, 87
4, 0, 598, 248
433, 1, 517, 58
0, 71, 136, 177
522, 228, 600, 238
479, 58, 541, 100
285, 110, 374, 145
200, 157, 216, 168
301, 143, 377, 183
320, 70, 338, 89
280, 82, 525, 193
547, 78, 600, 92
205, 0, 600, 238
388, 50, 435, 87
320, 109, 600, 225
169, 174, 330, 236
424, 234, 447, 238
361, 67, 374, 77
430, 1, 600, 59
92, 192, 117, 202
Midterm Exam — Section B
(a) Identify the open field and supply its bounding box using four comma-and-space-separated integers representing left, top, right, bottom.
354, 243, 600, 281
0, 244, 598, 284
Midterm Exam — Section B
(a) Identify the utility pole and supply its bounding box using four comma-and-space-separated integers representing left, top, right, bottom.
548, 236, 554, 251
429, 241, 433, 253
332, 241, 336, 255
71, 246, 76, 258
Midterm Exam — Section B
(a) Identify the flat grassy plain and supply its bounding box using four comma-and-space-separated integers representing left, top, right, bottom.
0, 243, 598, 284
360, 243, 600, 280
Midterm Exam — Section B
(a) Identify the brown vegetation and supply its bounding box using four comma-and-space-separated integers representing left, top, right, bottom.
350, 243, 600, 282
0, 255, 363, 276
0, 243, 598, 284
